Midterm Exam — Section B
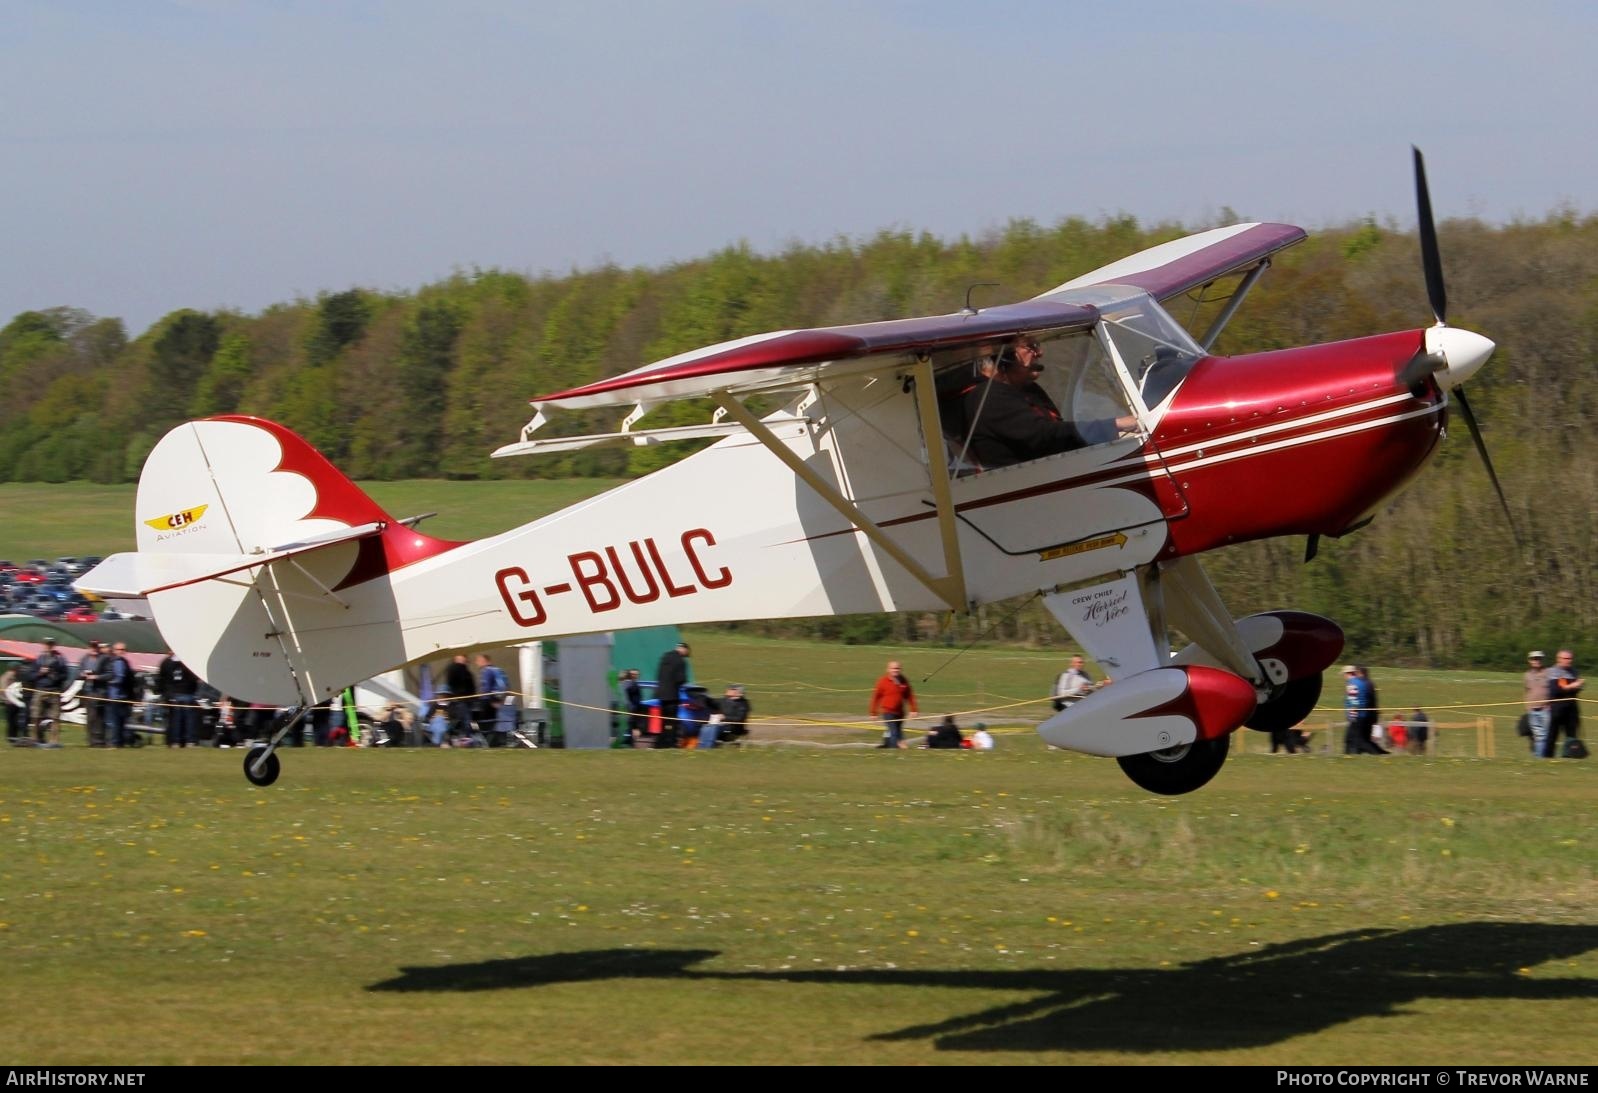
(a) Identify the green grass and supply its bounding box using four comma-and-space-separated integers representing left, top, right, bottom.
4, 491, 1590, 1063
0, 479, 625, 558
1, 742, 1593, 1065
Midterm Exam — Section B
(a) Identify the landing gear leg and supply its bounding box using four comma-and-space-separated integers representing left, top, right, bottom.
1117, 733, 1231, 796
243, 705, 309, 787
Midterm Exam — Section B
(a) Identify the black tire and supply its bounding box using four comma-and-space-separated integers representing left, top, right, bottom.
243, 744, 281, 787
1117, 733, 1230, 796
1245, 672, 1323, 733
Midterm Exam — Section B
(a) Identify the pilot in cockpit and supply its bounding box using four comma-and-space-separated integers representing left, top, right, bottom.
960, 338, 1135, 469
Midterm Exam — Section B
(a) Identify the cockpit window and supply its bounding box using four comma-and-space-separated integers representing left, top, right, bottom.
1043, 331, 1131, 440
1095, 292, 1204, 410
931, 327, 1137, 475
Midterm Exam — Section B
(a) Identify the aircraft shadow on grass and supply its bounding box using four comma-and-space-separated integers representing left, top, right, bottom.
368, 922, 1598, 1052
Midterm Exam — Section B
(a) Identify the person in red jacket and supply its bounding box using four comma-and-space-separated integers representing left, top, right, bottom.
868, 660, 917, 749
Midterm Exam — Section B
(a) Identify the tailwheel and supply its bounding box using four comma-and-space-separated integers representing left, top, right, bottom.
243, 744, 281, 787
1244, 672, 1323, 734
1117, 733, 1230, 796
240, 704, 309, 787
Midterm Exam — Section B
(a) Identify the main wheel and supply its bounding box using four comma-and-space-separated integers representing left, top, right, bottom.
1117, 733, 1230, 796
1245, 672, 1323, 733
243, 744, 281, 787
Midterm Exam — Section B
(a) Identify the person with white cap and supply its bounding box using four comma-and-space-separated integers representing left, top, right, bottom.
1524, 651, 1551, 757
1342, 665, 1384, 755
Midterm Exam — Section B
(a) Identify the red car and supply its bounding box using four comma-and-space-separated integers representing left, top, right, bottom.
11, 569, 45, 584
61, 606, 99, 623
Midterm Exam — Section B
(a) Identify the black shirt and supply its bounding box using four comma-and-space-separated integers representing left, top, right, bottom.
962, 379, 1088, 468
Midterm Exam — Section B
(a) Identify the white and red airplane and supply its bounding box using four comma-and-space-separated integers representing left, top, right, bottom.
77, 150, 1501, 792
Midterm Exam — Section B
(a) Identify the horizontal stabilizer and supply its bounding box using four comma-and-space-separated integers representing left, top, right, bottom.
76, 521, 385, 598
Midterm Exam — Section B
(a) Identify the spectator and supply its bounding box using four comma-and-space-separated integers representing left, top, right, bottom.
308, 700, 333, 747
79, 640, 110, 747
1547, 649, 1585, 757
1342, 665, 1386, 755
1053, 654, 1096, 711
442, 654, 476, 745
1524, 651, 1552, 758
1406, 708, 1431, 756
620, 669, 645, 746
476, 653, 510, 746
1386, 712, 1408, 753
104, 643, 135, 747
422, 700, 449, 747
2, 660, 28, 741
245, 701, 275, 745
212, 697, 242, 748
969, 723, 995, 751
157, 652, 199, 747
375, 703, 413, 747
869, 660, 917, 749
30, 639, 69, 743
716, 684, 751, 746
654, 642, 690, 749
924, 715, 964, 749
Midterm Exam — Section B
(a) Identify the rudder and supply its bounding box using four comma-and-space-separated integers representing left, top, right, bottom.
120, 417, 459, 704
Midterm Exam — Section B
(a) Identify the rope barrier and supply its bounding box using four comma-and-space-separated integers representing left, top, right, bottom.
9, 680, 1588, 739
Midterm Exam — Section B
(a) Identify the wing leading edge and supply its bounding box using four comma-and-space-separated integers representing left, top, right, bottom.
1044, 221, 1306, 303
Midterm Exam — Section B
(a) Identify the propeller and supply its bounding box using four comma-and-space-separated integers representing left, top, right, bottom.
1408, 146, 1518, 545
1414, 147, 1447, 325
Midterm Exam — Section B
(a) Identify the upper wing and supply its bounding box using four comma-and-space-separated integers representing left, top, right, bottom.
530, 297, 1098, 411
1042, 222, 1306, 303
524, 221, 1304, 420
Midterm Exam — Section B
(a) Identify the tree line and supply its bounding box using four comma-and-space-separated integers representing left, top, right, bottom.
3, 212, 1595, 667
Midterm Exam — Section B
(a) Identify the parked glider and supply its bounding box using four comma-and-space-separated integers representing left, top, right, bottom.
78, 150, 1501, 792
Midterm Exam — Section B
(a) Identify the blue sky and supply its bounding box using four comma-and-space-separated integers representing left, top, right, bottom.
2, 1, 1589, 335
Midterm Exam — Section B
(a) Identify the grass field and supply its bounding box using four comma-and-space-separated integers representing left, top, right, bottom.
4, 485, 1593, 1064
2, 734, 1594, 1065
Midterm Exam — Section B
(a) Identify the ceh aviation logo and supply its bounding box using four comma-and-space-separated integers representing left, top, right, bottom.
145, 504, 209, 533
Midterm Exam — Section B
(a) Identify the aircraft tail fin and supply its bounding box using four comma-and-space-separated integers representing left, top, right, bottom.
77, 416, 463, 705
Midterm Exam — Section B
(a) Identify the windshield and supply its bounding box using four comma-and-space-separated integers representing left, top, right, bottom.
1092, 289, 1204, 410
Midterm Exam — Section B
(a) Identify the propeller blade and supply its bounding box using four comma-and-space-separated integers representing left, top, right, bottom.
1452, 386, 1519, 545
1413, 146, 1447, 325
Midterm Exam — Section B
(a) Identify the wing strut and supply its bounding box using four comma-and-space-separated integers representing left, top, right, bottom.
711, 388, 968, 612
1158, 556, 1266, 687
909, 356, 968, 611
1197, 260, 1271, 351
